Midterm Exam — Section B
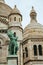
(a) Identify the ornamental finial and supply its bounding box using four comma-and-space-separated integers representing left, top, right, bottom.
32, 6, 34, 10
15, 5, 16, 8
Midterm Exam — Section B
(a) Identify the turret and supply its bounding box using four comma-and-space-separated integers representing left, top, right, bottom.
8, 5, 22, 27
8, 5, 23, 40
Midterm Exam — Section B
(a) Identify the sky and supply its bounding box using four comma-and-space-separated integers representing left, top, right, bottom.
5, 0, 43, 28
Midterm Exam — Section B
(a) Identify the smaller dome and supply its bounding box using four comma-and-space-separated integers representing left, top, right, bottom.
8, 5, 22, 18
30, 6, 37, 23
30, 6, 36, 13
30, 6, 37, 15
11, 5, 21, 14
30, 6, 37, 20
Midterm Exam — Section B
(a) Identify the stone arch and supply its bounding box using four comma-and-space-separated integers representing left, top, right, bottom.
25, 47, 28, 57
38, 45, 42, 55
0, 35, 7, 45
33, 45, 37, 56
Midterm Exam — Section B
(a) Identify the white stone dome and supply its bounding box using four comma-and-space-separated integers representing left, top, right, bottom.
0, 1, 12, 17
11, 5, 20, 14
23, 7, 43, 39
8, 5, 22, 17
24, 22, 43, 30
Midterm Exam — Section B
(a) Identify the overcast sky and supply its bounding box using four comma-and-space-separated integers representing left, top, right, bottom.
5, 0, 43, 28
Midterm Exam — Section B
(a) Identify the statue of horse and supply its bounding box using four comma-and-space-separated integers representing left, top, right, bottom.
7, 30, 18, 55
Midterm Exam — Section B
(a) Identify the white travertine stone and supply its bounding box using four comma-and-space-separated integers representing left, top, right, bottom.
0, 0, 5, 3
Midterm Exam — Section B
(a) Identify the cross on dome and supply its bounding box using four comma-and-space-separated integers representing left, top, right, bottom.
15, 5, 16, 8
32, 6, 34, 10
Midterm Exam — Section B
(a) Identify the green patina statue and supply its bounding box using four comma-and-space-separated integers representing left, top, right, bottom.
7, 30, 18, 55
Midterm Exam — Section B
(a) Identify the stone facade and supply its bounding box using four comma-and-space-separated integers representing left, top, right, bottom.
0, 0, 43, 65
23, 7, 43, 65
0, 0, 23, 65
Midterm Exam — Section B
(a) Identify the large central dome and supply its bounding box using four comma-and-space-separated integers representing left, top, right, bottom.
0, 0, 12, 17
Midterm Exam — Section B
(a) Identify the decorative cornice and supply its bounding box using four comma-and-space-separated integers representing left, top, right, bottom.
24, 60, 43, 64
22, 37, 43, 45
9, 13, 22, 17
0, 17, 9, 25
8, 26, 23, 32
0, 15, 7, 18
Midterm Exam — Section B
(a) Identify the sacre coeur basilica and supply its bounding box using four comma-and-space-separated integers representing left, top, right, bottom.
0, 0, 43, 65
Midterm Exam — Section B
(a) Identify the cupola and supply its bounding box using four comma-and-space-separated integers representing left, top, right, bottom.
30, 6, 37, 23
11, 5, 21, 14
8, 5, 22, 22
23, 7, 43, 40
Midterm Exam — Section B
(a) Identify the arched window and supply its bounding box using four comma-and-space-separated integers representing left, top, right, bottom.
14, 17, 16, 21
23, 53, 25, 59
19, 18, 20, 22
33, 45, 37, 56
2, 30, 4, 33
38, 45, 42, 55
25, 47, 28, 57
23, 50, 25, 59
14, 32, 16, 37
5, 30, 7, 33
